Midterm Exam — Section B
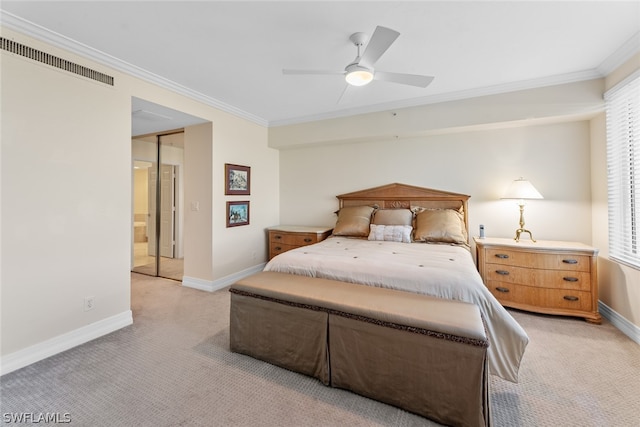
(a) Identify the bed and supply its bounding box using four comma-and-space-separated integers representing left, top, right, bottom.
264, 183, 529, 383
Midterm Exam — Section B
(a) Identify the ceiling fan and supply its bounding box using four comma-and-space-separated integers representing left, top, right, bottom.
283, 26, 434, 91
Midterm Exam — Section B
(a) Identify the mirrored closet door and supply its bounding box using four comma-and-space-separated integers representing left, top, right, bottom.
132, 132, 184, 281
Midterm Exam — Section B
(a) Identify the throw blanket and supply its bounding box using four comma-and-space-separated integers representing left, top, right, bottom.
264, 236, 529, 383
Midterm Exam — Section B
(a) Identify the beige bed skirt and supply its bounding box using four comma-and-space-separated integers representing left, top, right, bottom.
329, 314, 489, 426
229, 293, 330, 385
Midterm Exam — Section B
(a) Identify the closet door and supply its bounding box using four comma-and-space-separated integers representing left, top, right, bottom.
159, 164, 175, 259
132, 132, 183, 281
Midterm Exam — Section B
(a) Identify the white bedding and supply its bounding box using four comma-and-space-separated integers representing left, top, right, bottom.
264, 236, 529, 383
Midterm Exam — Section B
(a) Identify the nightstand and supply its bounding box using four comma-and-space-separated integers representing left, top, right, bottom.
268, 226, 333, 260
474, 237, 601, 324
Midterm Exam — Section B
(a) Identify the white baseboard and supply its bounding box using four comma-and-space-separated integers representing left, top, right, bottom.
599, 301, 640, 345
0, 310, 133, 376
182, 263, 266, 293
181, 276, 218, 292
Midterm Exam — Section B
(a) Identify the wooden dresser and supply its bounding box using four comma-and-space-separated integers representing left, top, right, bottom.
474, 237, 600, 324
268, 226, 333, 260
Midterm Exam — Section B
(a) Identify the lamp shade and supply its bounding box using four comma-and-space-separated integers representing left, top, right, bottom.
502, 178, 543, 200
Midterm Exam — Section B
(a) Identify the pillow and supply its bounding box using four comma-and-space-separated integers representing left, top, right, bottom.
332, 205, 376, 237
413, 208, 468, 245
368, 224, 413, 243
371, 209, 413, 226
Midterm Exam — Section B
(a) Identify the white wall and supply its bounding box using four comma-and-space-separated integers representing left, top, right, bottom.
212, 114, 280, 279
278, 121, 593, 246
183, 123, 213, 282
273, 82, 600, 244
1, 26, 278, 373
1, 32, 132, 357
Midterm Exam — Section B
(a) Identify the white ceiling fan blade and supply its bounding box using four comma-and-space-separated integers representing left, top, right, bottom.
283, 69, 345, 75
358, 26, 400, 68
337, 84, 354, 104
375, 71, 434, 88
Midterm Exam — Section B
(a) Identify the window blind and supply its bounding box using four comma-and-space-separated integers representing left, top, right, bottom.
605, 71, 640, 269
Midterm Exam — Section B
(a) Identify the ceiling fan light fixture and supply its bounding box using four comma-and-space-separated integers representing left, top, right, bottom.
345, 64, 374, 86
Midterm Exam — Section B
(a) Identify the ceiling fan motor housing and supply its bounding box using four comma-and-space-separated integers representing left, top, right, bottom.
345, 63, 374, 86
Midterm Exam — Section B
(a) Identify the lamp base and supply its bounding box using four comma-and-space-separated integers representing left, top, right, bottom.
514, 228, 536, 243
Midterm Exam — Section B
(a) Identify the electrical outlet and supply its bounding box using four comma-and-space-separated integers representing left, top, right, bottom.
84, 296, 95, 312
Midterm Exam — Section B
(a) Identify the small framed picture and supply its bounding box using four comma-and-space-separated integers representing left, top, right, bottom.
225, 163, 250, 195
226, 201, 250, 227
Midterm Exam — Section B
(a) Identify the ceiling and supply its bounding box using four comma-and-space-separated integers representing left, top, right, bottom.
131, 97, 207, 136
2, 1, 639, 132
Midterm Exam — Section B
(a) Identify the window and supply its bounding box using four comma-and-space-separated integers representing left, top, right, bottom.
606, 71, 640, 269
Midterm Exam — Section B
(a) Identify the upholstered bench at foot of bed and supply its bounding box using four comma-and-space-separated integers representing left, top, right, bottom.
229, 271, 490, 427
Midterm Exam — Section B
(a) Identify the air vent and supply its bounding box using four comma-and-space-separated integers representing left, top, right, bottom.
1, 37, 114, 86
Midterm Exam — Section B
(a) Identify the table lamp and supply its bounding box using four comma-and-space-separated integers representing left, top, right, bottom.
502, 177, 543, 242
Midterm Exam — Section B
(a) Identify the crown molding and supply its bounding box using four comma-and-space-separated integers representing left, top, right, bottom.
268, 69, 603, 127
1, 11, 268, 127
597, 31, 640, 76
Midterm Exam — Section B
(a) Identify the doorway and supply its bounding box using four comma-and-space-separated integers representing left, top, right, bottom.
130, 97, 210, 283
132, 132, 184, 281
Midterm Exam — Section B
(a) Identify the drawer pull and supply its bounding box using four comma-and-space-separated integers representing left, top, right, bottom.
495, 270, 510, 276
303, 238, 313, 243
495, 254, 510, 259
274, 246, 282, 251
495, 287, 510, 293
562, 259, 578, 264
274, 235, 282, 240
563, 276, 579, 282
563, 295, 579, 302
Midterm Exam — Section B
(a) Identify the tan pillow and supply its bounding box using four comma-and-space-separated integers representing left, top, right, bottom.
332, 205, 376, 237
371, 209, 413, 226
413, 208, 467, 245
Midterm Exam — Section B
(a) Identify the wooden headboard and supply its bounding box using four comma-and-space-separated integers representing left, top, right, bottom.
336, 183, 470, 232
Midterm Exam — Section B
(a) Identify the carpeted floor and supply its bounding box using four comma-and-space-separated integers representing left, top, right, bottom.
1, 273, 638, 426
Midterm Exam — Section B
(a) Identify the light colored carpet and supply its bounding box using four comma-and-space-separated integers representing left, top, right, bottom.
1, 273, 638, 426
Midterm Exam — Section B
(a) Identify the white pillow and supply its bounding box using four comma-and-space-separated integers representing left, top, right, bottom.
368, 224, 413, 243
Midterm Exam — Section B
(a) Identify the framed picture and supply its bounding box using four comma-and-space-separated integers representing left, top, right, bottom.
226, 201, 250, 227
225, 163, 251, 195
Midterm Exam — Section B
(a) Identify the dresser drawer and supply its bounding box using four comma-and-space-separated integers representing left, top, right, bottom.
270, 232, 321, 246
269, 243, 299, 259
486, 248, 590, 272
485, 263, 591, 291
488, 281, 593, 311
